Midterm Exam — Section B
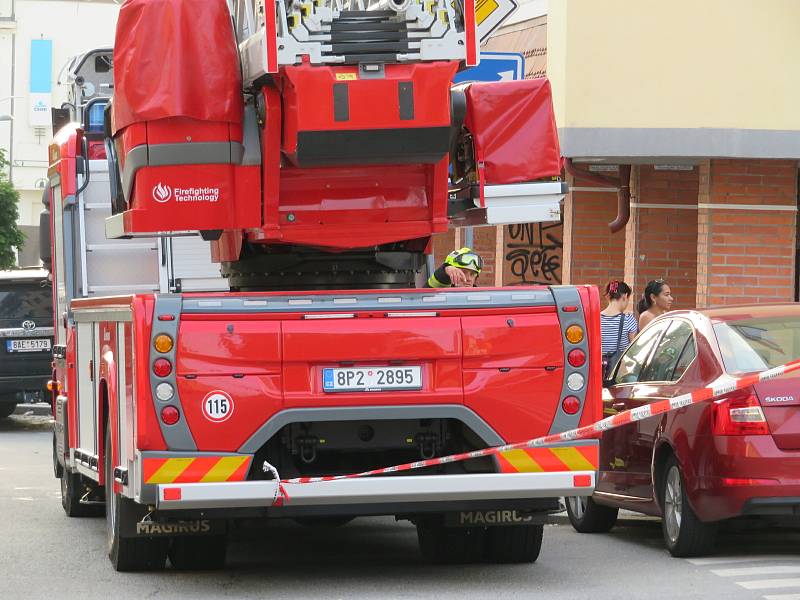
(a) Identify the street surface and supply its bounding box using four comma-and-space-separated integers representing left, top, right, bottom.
2, 414, 799, 600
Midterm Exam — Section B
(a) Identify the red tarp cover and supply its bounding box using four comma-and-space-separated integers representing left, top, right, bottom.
464, 78, 561, 184
112, 0, 243, 134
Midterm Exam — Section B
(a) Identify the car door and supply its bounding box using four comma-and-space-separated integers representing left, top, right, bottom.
626, 319, 696, 499
597, 320, 670, 496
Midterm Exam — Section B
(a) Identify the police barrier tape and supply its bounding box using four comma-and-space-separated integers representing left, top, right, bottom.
280, 358, 800, 488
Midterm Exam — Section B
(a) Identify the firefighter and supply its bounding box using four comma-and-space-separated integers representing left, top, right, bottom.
425, 247, 484, 288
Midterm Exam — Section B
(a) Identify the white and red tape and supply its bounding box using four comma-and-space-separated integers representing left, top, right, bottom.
278, 359, 800, 488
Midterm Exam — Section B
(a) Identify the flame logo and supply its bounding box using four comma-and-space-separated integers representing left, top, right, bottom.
152, 182, 172, 203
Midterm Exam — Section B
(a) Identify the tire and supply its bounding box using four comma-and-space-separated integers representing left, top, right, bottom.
566, 496, 619, 533
0, 403, 16, 419
60, 469, 103, 517
168, 535, 228, 570
416, 521, 486, 564
105, 421, 168, 571
660, 456, 717, 557
485, 524, 544, 564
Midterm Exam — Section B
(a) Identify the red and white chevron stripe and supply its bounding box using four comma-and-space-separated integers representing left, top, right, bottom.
282, 359, 800, 485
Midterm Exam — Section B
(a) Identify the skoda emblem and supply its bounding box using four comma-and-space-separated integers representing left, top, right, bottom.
22, 320, 35, 330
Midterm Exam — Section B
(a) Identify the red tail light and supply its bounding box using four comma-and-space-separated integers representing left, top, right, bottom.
152, 358, 172, 378
712, 389, 770, 436
567, 349, 586, 367
562, 396, 581, 415
161, 406, 180, 426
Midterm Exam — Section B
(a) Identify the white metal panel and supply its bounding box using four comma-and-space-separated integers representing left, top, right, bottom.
168, 236, 228, 292
79, 160, 160, 296
76, 322, 95, 454
116, 322, 128, 472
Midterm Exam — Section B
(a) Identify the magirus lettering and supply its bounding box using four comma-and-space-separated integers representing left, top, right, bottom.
135, 519, 212, 536
459, 510, 533, 525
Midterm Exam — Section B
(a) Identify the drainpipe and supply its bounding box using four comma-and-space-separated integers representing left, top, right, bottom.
565, 158, 632, 233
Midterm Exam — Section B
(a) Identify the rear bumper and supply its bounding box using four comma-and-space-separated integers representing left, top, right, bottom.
0, 374, 50, 396
155, 471, 596, 512
689, 435, 800, 521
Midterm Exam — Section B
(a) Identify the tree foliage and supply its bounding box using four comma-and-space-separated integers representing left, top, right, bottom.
0, 149, 25, 269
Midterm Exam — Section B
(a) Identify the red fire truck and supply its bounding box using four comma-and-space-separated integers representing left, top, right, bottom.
46, 0, 601, 571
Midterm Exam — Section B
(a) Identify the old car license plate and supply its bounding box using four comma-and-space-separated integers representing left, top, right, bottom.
322, 366, 422, 392
7, 338, 51, 352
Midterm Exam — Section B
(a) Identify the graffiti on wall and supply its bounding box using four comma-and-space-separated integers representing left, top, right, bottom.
503, 222, 563, 285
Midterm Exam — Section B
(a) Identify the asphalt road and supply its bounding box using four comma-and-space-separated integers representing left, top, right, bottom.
2, 414, 799, 600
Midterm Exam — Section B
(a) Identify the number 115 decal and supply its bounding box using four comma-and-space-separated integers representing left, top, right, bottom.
202, 390, 234, 423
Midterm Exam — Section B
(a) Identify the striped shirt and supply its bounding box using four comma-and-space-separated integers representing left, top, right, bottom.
600, 313, 638, 354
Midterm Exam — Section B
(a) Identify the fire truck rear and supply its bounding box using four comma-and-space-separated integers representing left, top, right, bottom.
46, 0, 601, 571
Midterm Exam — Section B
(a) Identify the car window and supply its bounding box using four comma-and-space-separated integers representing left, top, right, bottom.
670, 335, 697, 381
713, 316, 800, 374
639, 320, 694, 383
613, 320, 669, 385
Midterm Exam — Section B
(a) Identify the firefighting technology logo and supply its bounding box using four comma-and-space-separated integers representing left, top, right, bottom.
152, 182, 220, 203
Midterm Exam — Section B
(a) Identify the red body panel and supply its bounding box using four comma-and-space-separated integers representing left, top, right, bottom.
599, 306, 800, 521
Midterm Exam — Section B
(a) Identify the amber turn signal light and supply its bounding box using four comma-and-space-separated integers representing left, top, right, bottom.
565, 325, 584, 344
153, 334, 174, 353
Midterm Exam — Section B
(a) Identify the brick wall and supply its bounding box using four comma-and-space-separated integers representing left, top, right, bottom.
625, 166, 699, 310
566, 174, 626, 290
696, 159, 797, 306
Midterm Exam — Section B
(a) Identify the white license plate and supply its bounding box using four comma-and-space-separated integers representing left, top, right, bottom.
6, 338, 51, 353
323, 366, 422, 392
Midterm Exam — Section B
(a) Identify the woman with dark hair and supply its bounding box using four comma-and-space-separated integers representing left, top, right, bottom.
600, 280, 638, 378
638, 279, 674, 330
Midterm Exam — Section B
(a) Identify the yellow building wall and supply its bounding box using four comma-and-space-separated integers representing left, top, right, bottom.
548, 0, 800, 131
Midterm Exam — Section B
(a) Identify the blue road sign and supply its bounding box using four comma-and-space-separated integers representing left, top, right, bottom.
453, 51, 525, 83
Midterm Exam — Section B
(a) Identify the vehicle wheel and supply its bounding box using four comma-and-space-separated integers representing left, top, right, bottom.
661, 456, 717, 557
105, 422, 168, 571
0, 403, 16, 419
566, 496, 619, 533
168, 535, 228, 570
485, 524, 544, 563
60, 469, 103, 517
416, 521, 486, 564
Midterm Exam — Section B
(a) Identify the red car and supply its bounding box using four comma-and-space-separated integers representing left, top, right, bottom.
566, 304, 800, 557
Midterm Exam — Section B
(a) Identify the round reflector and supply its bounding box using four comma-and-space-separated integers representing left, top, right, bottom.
567, 349, 586, 367
562, 396, 581, 415
567, 372, 585, 392
155, 382, 175, 402
160, 406, 180, 426
565, 325, 584, 344
153, 358, 172, 378
153, 334, 174, 353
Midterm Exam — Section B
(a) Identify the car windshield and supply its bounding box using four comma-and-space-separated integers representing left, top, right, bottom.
0, 282, 52, 324
713, 316, 800, 374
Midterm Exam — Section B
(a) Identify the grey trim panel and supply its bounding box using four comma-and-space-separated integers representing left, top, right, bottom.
549, 286, 590, 435
183, 289, 555, 316
239, 405, 506, 453
0, 327, 55, 338
561, 127, 800, 160
150, 295, 196, 451
73, 309, 132, 323
120, 142, 245, 202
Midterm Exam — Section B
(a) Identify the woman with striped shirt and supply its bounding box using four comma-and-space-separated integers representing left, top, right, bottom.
600, 280, 638, 378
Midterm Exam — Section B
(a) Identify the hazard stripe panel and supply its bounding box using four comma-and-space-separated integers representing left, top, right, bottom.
144, 456, 252, 484
497, 444, 599, 474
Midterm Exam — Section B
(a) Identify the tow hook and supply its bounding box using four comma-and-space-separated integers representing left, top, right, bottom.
414, 433, 438, 460
297, 436, 319, 464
